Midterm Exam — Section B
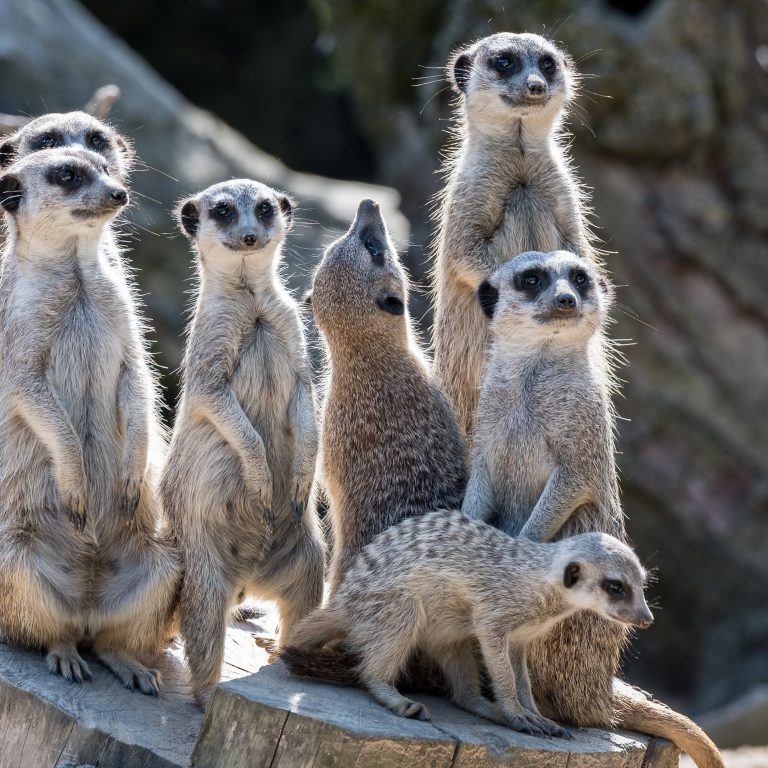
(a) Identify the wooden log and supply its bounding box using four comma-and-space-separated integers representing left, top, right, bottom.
0, 623, 679, 767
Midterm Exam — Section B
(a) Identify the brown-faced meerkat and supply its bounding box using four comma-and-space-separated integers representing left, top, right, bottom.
162, 179, 325, 708
287, 510, 653, 738
431, 32, 597, 440
463, 250, 723, 768
306, 199, 467, 593
0, 150, 179, 694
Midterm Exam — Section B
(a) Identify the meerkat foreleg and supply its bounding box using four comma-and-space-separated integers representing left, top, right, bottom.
11, 379, 87, 530
519, 468, 591, 542
46, 641, 92, 684
440, 640, 500, 722
193, 386, 274, 517
116, 360, 149, 516
288, 377, 318, 518
477, 631, 567, 737
92, 646, 161, 696
461, 455, 495, 522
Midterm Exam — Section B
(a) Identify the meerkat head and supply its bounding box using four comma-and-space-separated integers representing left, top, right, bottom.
556, 533, 654, 630
0, 149, 129, 237
0, 111, 133, 180
448, 33, 574, 132
308, 199, 409, 346
176, 180, 294, 278
478, 250, 611, 345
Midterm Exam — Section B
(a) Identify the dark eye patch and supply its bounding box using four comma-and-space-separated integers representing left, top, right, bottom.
491, 52, 520, 75
211, 201, 235, 223
570, 268, 592, 296
377, 294, 404, 315
513, 268, 549, 298
32, 131, 61, 151
360, 225, 386, 266
88, 131, 108, 150
47, 165, 87, 191
602, 578, 631, 600
539, 55, 557, 78
258, 200, 274, 217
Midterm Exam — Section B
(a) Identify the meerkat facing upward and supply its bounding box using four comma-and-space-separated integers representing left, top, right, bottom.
307, 199, 467, 592
162, 179, 324, 708
463, 250, 722, 768
287, 510, 653, 737
0, 150, 179, 693
431, 32, 597, 440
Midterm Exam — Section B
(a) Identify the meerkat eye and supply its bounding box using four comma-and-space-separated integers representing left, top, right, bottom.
524, 273, 540, 286
540, 56, 557, 74
493, 55, 517, 73
214, 202, 231, 218
90, 132, 104, 149
57, 168, 76, 184
603, 579, 626, 597
258, 201, 273, 217
38, 134, 56, 149
573, 271, 588, 286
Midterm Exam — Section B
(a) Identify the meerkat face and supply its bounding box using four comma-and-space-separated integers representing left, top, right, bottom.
0, 149, 129, 235
176, 180, 294, 272
0, 111, 133, 180
478, 250, 611, 344
308, 199, 408, 341
559, 534, 654, 629
448, 33, 573, 128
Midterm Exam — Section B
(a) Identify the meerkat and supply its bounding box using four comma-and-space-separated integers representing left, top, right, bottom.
0, 150, 179, 694
0, 111, 133, 177
162, 179, 325, 708
306, 199, 467, 593
462, 250, 723, 768
431, 32, 597, 440
286, 510, 653, 738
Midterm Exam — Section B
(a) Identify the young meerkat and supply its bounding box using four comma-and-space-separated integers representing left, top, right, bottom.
0, 150, 179, 694
307, 199, 467, 593
463, 250, 723, 768
162, 179, 324, 708
286, 510, 653, 738
431, 32, 597, 440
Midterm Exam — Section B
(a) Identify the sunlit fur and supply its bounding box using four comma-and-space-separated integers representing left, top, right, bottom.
309, 199, 467, 593
461, 250, 723, 768
0, 150, 179, 695
287, 510, 650, 736
431, 32, 599, 441
161, 179, 324, 708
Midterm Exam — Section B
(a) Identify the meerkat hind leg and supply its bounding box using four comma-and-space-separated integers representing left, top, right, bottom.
439, 641, 501, 723
47, 641, 92, 684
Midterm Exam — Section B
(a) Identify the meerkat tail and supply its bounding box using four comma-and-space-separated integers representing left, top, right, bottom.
613, 682, 723, 768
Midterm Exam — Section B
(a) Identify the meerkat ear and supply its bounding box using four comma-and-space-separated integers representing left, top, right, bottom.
597, 275, 615, 308
0, 174, 22, 213
477, 279, 499, 319
178, 199, 200, 239
563, 562, 581, 588
303, 290, 312, 308
449, 51, 473, 94
0, 140, 18, 169
277, 194, 295, 225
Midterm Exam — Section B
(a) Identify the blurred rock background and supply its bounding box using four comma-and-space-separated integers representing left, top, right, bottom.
1, 0, 766, 748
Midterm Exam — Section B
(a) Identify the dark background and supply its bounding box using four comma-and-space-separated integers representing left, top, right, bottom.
2, 0, 767, 737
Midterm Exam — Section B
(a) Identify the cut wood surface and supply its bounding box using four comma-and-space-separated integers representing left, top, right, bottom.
0, 616, 679, 768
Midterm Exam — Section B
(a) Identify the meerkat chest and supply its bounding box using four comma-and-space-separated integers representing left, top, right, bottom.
230, 311, 297, 417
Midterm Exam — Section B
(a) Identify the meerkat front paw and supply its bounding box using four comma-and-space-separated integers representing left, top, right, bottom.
394, 698, 431, 721
290, 479, 312, 519
502, 708, 572, 738
120, 473, 142, 517
47, 643, 92, 684
60, 487, 87, 532
245, 467, 273, 523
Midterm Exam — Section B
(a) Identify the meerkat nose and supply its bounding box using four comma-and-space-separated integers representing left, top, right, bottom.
555, 292, 576, 310
635, 607, 654, 629
242, 233, 258, 247
109, 187, 128, 206
526, 76, 547, 97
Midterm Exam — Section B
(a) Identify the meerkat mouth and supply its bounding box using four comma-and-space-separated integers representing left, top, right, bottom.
500, 94, 551, 110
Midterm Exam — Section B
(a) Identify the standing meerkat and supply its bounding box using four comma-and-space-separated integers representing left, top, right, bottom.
287, 510, 653, 738
307, 199, 467, 592
162, 179, 324, 708
463, 250, 722, 768
0, 150, 179, 693
431, 32, 596, 440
